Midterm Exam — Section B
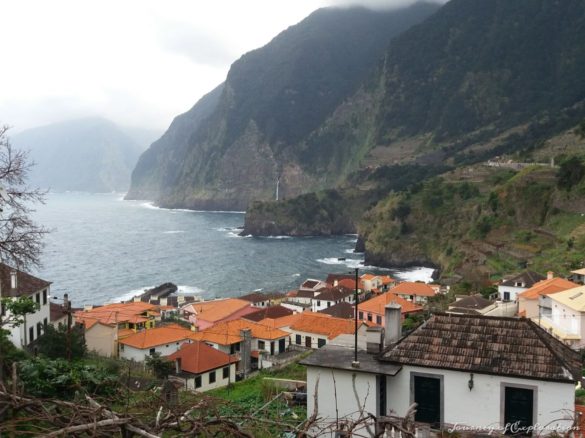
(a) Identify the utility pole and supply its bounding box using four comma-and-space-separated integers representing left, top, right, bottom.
353, 267, 359, 367
64, 293, 72, 362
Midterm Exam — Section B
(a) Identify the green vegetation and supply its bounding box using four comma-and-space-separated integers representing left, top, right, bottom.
35, 324, 87, 360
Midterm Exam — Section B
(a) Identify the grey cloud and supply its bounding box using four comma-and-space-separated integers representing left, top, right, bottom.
158, 21, 237, 67
327, 0, 447, 10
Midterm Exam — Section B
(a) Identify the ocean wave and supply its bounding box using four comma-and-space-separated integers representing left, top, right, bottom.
292, 273, 301, 277
259, 235, 292, 239
162, 230, 185, 234
107, 286, 154, 303
228, 231, 251, 238
394, 267, 435, 283
316, 257, 392, 271
177, 285, 204, 295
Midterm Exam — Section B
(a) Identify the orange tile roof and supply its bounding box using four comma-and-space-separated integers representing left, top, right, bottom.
119, 326, 198, 349
361, 274, 376, 280
390, 282, 436, 297
379, 275, 395, 285
168, 341, 238, 374
191, 318, 289, 346
75, 302, 159, 327
358, 292, 423, 315
518, 277, 578, 300
182, 298, 250, 323
337, 278, 365, 290
258, 313, 301, 329
289, 312, 357, 339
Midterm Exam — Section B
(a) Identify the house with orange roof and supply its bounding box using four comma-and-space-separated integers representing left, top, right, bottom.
311, 286, 356, 312
357, 291, 423, 326
191, 318, 290, 371
168, 341, 238, 391
287, 312, 360, 349
75, 302, 162, 357
517, 272, 578, 320
389, 281, 436, 304
181, 298, 254, 330
118, 325, 199, 361
360, 274, 396, 293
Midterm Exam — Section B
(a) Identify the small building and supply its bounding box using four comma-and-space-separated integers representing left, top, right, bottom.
287, 312, 359, 349
118, 325, 198, 361
542, 285, 585, 347
239, 291, 285, 308
311, 286, 355, 312
389, 281, 436, 304
168, 341, 238, 391
302, 308, 582, 434
0, 263, 52, 348
357, 291, 422, 325
319, 301, 354, 319
360, 274, 396, 293
569, 268, 585, 285
498, 270, 545, 301
243, 305, 293, 322
446, 294, 496, 315
181, 298, 254, 330
517, 274, 578, 319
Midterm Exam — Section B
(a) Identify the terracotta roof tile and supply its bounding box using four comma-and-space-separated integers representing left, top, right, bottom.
0, 263, 51, 298
168, 341, 237, 374
191, 318, 289, 346
390, 282, 436, 297
258, 314, 301, 329
182, 298, 250, 323
518, 277, 578, 300
119, 326, 197, 349
75, 302, 159, 327
290, 312, 357, 339
244, 305, 293, 322
319, 302, 354, 319
358, 292, 422, 315
381, 314, 582, 383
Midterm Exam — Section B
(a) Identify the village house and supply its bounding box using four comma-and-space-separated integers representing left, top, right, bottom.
181, 298, 254, 330
0, 263, 52, 348
446, 294, 496, 315
389, 281, 436, 304
517, 273, 578, 319
311, 286, 355, 312
191, 318, 289, 370
569, 268, 585, 285
498, 270, 545, 302
360, 274, 396, 293
287, 312, 359, 349
239, 291, 285, 308
357, 291, 422, 325
242, 305, 293, 322
168, 341, 238, 391
539, 285, 585, 348
302, 306, 581, 434
75, 301, 161, 357
319, 301, 354, 319
118, 325, 199, 361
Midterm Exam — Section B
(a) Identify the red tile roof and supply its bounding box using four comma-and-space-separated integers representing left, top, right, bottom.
119, 326, 198, 349
75, 302, 159, 327
359, 292, 423, 315
290, 312, 358, 339
518, 277, 578, 300
191, 318, 289, 346
168, 341, 237, 374
390, 282, 436, 297
0, 262, 51, 298
182, 299, 250, 323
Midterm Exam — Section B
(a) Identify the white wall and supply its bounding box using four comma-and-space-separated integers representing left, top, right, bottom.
6, 286, 51, 347
184, 363, 236, 392
254, 336, 287, 355
286, 329, 328, 349
386, 365, 575, 432
498, 285, 525, 301
307, 367, 379, 421
119, 339, 192, 361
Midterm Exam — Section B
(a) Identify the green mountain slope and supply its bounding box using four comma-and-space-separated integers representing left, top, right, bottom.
126, 3, 440, 210
13, 118, 150, 192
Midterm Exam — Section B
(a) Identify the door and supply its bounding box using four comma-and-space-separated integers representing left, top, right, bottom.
413, 376, 441, 425
305, 336, 312, 348
270, 341, 275, 355
504, 291, 510, 301
278, 338, 285, 353
504, 387, 533, 434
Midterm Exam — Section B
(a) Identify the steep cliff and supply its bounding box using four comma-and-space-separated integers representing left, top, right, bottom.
126, 3, 440, 210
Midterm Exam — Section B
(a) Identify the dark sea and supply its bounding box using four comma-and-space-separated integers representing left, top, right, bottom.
31, 193, 433, 306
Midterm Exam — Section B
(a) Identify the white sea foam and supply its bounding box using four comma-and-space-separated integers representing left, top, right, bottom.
260, 235, 292, 239
107, 286, 154, 303
292, 273, 301, 277
162, 230, 185, 234
177, 285, 204, 295
394, 267, 435, 283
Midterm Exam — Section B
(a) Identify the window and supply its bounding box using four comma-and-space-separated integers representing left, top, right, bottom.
359, 311, 364, 320
149, 348, 156, 356
376, 315, 382, 325
223, 367, 229, 379
327, 302, 331, 307
120, 344, 124, 351
43, 318, 48, 329
295, 335, 301, 345
209, 371, 216, 383
42, 289, 47, 305
317, 338, 326, 348
35, 293, 40, 304
258, 340, 265, 350
37, 323, 42, 338
367, 314, 372, 322
29, 326, 34, 343
316, 300, 321, 307
195, 376, 202, 389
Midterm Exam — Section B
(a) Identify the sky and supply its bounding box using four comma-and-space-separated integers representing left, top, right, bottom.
0, 0, 440, 134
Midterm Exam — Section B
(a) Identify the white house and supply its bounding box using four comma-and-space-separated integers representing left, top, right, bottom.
301, 307, 581, 435
311, 287, 355, 312
541, 285, 585, 347
0, 263, 52, 348
168, 341, 238, 391
118, 325, 198, 361
498, 271, 545, 302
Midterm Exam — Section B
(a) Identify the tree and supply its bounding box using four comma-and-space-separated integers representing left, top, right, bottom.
145, 352, 174, 379
36, 324, 87, 360
0, 125, 49, 269
557, 156, 585, 191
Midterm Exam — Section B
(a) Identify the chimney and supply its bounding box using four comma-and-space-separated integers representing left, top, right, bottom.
175, 358, 182, 374
547, 271, 554, 280
366, 326, 385, 354
10, 271, 17, 289
239, 329, 252, 378
384, 303, 402, 347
